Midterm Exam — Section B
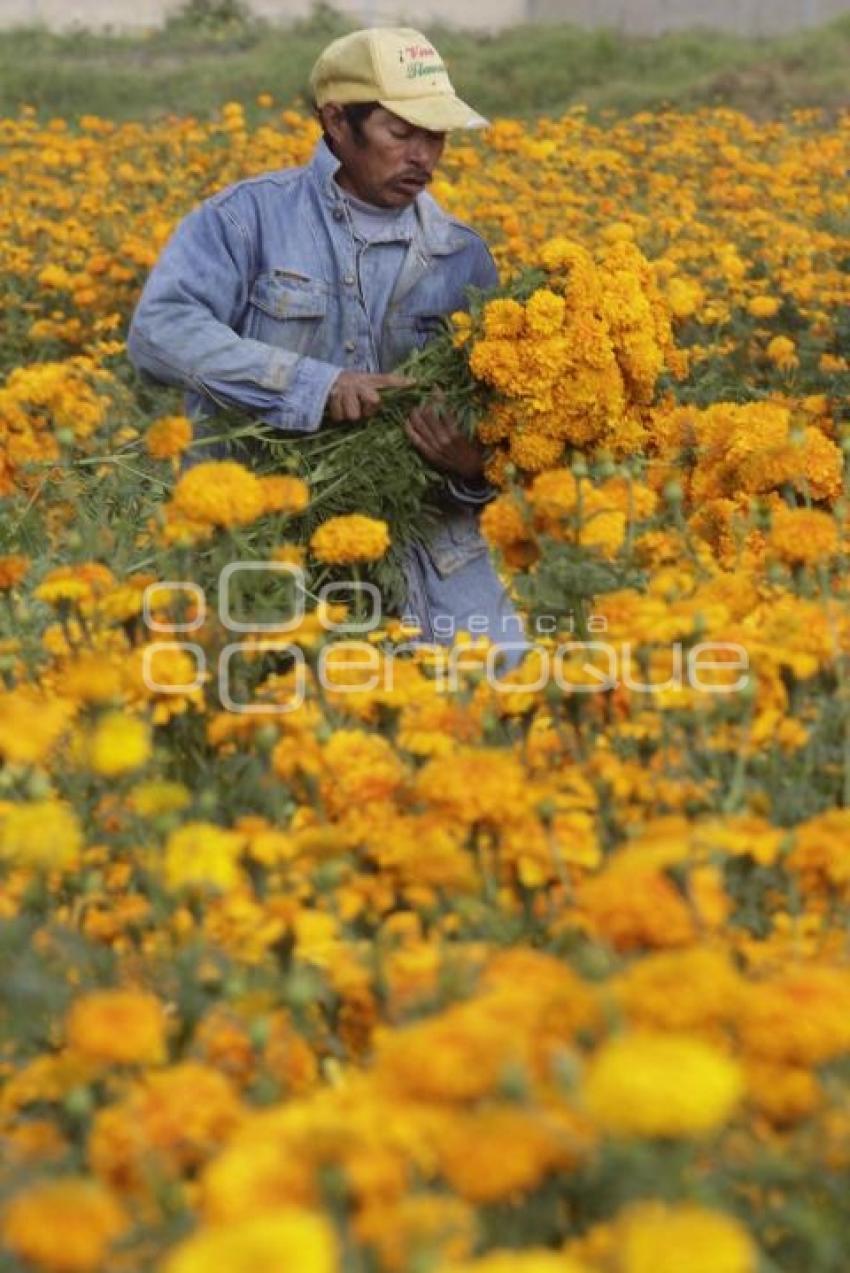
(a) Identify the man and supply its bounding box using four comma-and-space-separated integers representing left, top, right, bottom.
128, 26, 526, 661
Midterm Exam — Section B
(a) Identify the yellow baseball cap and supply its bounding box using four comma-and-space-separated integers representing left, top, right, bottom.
309, 27, 489, 132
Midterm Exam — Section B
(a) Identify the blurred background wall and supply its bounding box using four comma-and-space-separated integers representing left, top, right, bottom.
2, 0, 850, 33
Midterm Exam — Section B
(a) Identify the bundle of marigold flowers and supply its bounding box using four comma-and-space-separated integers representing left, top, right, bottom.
468, 235, 680, 483
245, 236, 677, 601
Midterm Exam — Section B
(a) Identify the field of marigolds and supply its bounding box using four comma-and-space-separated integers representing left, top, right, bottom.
1, 89, 850, 1273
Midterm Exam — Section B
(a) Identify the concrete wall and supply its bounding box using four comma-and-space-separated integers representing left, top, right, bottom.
2, 0, 849, 33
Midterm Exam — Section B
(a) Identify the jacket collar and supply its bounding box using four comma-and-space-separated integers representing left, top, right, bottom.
308, 138, 467, 257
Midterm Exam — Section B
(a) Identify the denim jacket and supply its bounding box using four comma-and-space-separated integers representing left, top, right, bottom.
128, 139, 526, 651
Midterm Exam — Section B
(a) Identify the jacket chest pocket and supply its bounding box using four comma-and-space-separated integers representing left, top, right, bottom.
247, 269, 329, 355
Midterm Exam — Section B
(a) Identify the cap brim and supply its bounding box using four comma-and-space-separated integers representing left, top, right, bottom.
378, 94, 489, 132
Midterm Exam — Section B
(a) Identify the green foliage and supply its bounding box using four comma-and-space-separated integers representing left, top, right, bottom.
164, 0, 259, 39
1, 8, 850, 121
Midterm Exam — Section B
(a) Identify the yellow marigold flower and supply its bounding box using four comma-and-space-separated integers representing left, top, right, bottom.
38, 263, 74, 291
615, 1201, 756, 1273
1, 1177, 127, 1273
800, 392, 829, 417
163, 1211, 336, 1273
0, 553, 28, 589
159, 509, 216, 547
524, 288, 567, 336
483, 448, 512, 488
88, 712, 151, 776
583, 1032, 743, 1138
0, 689, 75, 765
164, 821, 246, 892
443, 1254, 591, 1273
128, 779, 191, 817
258, 474, 309, 515
481, 297, 526, 340
538, 236, 594, 275
172, 460, 266, 527
747, 294, 781, 319
65, 989, 166, 1067
798, 426, 843, 501
0, 800, 82, 871
581, 507, 626, 557
667, 277, 704, 320
35, 562, 115, 608
145, 413, 193, 459
767, 505, 838, 565
256, 91, 274, 108
310, 514, 390, 564
766, 334, 798, 371
451, 310, 474, 347
600, 220, 636, 243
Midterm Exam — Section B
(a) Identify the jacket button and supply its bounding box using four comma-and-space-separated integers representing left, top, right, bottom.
333, 207, 344, 221
344, 274, 356, 286
345, 340, 356, 352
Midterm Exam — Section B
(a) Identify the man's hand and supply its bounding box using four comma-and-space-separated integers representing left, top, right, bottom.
404, 399, 486, 482
327, 371, 414, 424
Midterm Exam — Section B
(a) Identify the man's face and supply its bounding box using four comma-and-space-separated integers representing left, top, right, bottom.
322, 105, 447, 209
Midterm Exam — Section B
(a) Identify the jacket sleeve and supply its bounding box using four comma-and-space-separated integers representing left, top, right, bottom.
127, 199, 340, 433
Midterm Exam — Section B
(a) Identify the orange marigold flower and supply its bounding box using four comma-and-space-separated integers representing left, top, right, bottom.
509, 428, 563, 472
66, 989, 167, 1067
768, 505, 838, 565
736, 965, 850, 1066
90, 1062, 243, 1190
1, 1178, 127, 1273
0, 554, 28, 589
480, 492, 530, 548
145, 414, 193, 460
320, 728, 406, 812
